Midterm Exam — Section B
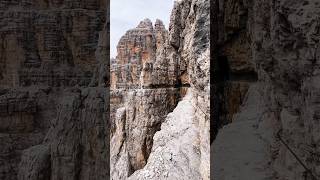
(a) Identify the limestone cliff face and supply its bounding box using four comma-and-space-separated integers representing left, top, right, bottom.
212, 0, 320, 179
110, 18, 172, 89
0, 1, 109, 179
110, 19, 181, 179
111, 0, 210, 179
212, 0, 258, 138
0, 1, 106, 88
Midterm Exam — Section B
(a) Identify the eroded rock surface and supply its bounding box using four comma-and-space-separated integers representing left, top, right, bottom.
0, 1, 109, 179
128, 90, 202, 180
212, 0, 320, 179
111, 0, 210, 179
110, 18, 182, 178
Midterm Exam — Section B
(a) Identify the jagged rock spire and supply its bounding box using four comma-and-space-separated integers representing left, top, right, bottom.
137, 18, 153, 29
112, 18, 168, 89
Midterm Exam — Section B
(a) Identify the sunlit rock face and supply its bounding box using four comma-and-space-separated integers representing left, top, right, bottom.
110, 19, 181, 178
0, 1, 109, 179
110, 18, 169, 89
110, 0, 210, 179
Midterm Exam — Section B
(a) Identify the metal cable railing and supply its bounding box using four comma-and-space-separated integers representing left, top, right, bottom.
276, 130, 319, 180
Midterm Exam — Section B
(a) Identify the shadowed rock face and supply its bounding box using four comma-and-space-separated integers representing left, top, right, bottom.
211, 0, 258, 136
111, 0, 210, 179
0, 1, 109, 179
212, 0, 320, 179
0, 2, 107, 88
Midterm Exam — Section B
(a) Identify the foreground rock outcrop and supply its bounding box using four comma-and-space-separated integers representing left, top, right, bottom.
110, 0, 210, 179
128, 90, 202, 180
0, 1, 109, 179
212, 0, 320, 179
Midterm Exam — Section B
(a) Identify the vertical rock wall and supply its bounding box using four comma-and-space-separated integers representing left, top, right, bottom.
111, 0, 210, 179
212, 0, 258, 139
110, 19, 182, 179
212, 0, 320, 179
0, 0, 109, 179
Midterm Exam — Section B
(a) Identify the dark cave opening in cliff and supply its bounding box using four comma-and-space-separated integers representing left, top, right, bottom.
212, 55, 230, 142
217, 55, 230, 82
212, 53, 259, 143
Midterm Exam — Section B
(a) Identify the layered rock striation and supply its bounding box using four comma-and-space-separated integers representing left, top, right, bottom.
110, 18, 182, 178
111, 0, 210, 179
0, 1, 109, 179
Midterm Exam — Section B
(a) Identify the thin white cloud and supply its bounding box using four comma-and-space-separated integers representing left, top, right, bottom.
110, 0, 174, 58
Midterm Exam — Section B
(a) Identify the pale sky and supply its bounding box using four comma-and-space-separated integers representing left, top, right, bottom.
110, 0, 174, 58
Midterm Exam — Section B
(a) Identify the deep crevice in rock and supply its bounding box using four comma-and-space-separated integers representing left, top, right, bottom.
212, 53, 258, 142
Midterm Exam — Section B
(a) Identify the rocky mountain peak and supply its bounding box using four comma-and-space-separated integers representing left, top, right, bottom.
111, 0, 210, 179
112, 18, 168, 89
137, 18, 153, 29
154, 19, 166, 31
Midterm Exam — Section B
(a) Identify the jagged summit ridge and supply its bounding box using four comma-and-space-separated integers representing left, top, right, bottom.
111, 18, 168, 89
111, 0, 210, 179
137, 18, 153, 29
